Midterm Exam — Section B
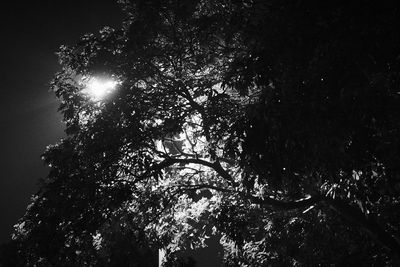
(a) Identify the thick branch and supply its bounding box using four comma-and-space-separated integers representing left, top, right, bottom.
248, 194, 323, 210
163, 138, 237, 165
174, 178, 400, 256
153, 157, 400, 256
166, 157, 237, 186
323, 197, 400, 256
175, 183, 323, 211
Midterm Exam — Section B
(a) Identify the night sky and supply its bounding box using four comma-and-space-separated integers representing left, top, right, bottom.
0, 0, 123, 245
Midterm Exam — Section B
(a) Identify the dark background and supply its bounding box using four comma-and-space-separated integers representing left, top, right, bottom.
0, 0, 123, 245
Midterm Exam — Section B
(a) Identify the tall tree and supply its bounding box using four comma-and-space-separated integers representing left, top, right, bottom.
4, 0, 400, 266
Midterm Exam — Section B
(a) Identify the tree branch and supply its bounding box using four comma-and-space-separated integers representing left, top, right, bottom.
323, 197, 400, 256
167, 157, 237, 186
152, 157, 400, 256
248, 194, 323, 210
174, 183, 323, 211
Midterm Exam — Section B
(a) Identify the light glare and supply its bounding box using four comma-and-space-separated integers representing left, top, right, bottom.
83, 77, 118, 100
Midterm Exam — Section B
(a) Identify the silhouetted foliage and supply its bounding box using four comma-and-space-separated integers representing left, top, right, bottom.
2, 0, 400, 266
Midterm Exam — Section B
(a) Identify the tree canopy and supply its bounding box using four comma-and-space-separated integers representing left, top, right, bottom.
3, 0, 400, 266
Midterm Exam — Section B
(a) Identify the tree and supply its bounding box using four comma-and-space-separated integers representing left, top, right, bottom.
4, 0, 400, 266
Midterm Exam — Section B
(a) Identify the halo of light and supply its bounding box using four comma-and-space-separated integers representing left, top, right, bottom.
83, 77, 118, 100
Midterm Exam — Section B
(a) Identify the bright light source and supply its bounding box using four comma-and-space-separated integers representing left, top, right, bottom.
82, 77, 119, 101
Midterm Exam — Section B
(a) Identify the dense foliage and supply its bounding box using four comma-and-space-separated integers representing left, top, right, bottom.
2, 0, 400, 266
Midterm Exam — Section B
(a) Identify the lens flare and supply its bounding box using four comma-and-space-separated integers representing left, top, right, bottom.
83, 77, 118, 100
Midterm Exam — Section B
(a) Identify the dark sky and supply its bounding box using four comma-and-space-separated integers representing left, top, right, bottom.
0, 0, 123, 245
